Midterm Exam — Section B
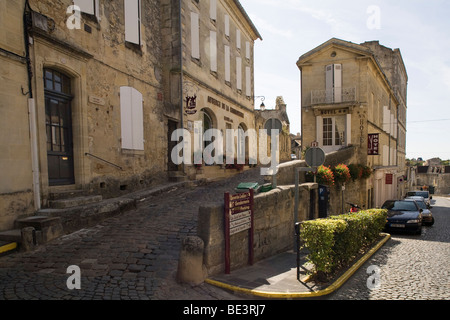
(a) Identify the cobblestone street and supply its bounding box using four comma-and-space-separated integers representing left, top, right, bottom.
0, 169, 264, 300
328, 196, 450, 300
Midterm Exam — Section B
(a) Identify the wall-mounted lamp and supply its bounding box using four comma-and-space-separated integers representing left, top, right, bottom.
254, 96, 265, 110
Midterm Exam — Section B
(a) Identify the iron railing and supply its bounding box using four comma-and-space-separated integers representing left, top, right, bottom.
311, 87, 357, 105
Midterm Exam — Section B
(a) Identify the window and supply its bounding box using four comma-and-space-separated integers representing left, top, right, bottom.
236, 57, 242, 91
236, 29, 241, 50
73, 0, 99, 17
124, 0, 141, 45
245, 41, 251, 60
120, 86, 144, 150
210, 0, 217, 21
245, 66, 251, 97
224, 15, 230, 38
191, 12, 200, 59
323, 117, 345, 147
224, 45, 231, 83
325, 64, 342, 103
210, 31, 217, 72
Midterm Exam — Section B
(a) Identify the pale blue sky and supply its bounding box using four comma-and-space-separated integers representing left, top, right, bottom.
240, 0, 450, 160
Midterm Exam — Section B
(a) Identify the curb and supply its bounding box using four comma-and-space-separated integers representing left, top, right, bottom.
205, 233, 391, 299
0, 242, 17, 256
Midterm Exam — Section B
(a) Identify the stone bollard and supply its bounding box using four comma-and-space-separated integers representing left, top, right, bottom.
177, 236, 207, 285
21, 227, 36, 252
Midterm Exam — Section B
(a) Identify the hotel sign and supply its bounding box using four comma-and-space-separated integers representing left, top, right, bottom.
368, 133, 379, 155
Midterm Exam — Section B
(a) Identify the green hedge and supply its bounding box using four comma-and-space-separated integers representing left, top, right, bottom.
300, 209, 387, 274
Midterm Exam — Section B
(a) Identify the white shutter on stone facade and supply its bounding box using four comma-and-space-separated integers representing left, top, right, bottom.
225, 15, 230, 37
246, 41, 251, 60
245, 66, 251, 97
120, 86, 144, 150
236, 29, 241, 49
124, 0, 141, 45
225, 45, 230, 82
210, 31, 217, 72
191, 12, 200, 59
210, 0, 217, 21
74, 0, 95, 15
236, 57, 242, 90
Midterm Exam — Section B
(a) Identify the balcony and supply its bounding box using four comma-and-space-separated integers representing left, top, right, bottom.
311, 87, 357, 105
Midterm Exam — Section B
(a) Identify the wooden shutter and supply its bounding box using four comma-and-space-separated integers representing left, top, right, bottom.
245, 66, 251, 97
325, 64, 333, 103
334, 64, 342, 103
210, 31, 217, 72
120, 86, 144, 150
210, 0, 217, 21
124, 0, 141, 45
225, 45, 230, 82
74, 0, 94, 15
191, 12, 200, 59
246, 41, 251, 60
236, 57, 242, 90
224, 15, 230, 37
236, 29, 241, 49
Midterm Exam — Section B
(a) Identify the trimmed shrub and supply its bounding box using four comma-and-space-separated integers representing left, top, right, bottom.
300, 209, 387, 275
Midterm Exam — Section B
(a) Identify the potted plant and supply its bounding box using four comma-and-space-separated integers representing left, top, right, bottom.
316, 165, 335, 186
332, 164, 351, 185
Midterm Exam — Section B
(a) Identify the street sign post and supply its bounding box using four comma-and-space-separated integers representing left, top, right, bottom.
224, 189, 254, 274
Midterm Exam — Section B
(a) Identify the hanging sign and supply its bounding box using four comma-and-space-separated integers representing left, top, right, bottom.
368, 133, 379, 155
224, 189, 254, 274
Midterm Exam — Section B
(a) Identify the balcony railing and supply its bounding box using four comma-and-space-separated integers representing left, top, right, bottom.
311, 87, 357, 105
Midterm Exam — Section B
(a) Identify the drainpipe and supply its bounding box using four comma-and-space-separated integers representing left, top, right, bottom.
24, 0, 41, 211
179, 0, 185, 174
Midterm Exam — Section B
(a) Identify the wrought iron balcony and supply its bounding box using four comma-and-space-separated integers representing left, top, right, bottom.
311, 87, 357, 105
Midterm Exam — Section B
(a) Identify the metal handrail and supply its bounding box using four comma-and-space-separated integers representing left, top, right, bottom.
85, 153, 123, 171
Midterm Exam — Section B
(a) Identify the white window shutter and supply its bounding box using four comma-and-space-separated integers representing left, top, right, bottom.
224, 15, 230, 37
236, 29, 241, 49
334, 64, 342, 103
120, 86, 144, 150
191, 12, 200, 59
131, 88, 144, 150
74, 0, 95, 15
245, 66, 251, 97
124, 0, 141, 45
210, 31, 217, 72
325, 64, 333, 102
246, 41, 251, 60
120, 86, 133, 150
210, 0, 217, 21
236, 57, 242, 90
225, 45, 230, 82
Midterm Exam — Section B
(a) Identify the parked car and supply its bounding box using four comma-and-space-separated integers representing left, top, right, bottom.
382, 200, 423, 235
406, 190, 432, 208
405, 197, 434, 226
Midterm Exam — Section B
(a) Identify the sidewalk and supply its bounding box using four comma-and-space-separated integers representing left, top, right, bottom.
205, 233, 391, 299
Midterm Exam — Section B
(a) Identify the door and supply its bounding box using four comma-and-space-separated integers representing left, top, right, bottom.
44, 69, 75, 186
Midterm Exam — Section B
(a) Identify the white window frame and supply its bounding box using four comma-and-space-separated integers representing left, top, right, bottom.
124, 0, 141, 45
120, 86, 144, 151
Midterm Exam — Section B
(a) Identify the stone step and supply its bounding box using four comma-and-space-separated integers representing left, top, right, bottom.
0, 229, 22, 243
48, 195, 103, 209
49, 189, 89, 200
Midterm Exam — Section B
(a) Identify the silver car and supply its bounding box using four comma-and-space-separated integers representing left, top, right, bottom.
405, 197, 434, 226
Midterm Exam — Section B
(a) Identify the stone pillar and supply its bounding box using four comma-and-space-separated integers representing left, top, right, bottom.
21, 227, 36, 252
177, 236, 207, 285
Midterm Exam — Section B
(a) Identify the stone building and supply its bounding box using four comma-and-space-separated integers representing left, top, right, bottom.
297, 38, 408, 208
254, 96, 291, 163
0, 0, 262, 231
162, 0, 262, 181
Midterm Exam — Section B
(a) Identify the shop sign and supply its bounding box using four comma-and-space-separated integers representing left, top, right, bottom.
368, 133, 379, 155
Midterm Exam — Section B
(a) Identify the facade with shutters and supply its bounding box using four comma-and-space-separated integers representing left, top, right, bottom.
0, 0, 262, 231
297, 38, 408, 208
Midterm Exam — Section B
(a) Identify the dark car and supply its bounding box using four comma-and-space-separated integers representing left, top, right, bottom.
405, 197, 434, 226
382, 200, 423, 235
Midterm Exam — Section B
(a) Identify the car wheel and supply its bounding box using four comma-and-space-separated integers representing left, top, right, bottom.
415, 226, 422, 235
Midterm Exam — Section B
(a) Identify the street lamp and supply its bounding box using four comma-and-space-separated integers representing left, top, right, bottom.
254, 96, 265, 110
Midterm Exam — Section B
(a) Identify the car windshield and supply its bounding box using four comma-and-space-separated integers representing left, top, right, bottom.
382, 201, 418, 211
413, 200, 427, 209
407, 191, 429, 198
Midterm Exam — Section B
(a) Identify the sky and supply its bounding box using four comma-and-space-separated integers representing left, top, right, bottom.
240, 0, 450, 161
